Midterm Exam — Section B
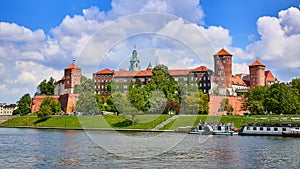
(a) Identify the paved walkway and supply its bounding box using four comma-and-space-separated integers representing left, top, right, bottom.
152, 115, 179, 131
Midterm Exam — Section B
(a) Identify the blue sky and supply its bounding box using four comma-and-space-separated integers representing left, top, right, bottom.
1, 0, 299, 48
0, 0, 300, 103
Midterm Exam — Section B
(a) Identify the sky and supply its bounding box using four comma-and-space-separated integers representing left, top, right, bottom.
0, 0, 300, 103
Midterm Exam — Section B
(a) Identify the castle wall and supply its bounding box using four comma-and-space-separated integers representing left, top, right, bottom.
31, 94, 79, 114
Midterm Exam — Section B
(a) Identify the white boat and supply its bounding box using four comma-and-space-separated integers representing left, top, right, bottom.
189, 122, 237, 136
239, 123, 300, 136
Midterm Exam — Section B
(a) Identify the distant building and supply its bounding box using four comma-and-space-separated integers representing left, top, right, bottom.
93, 47, 213, 96
2, 104, 17, 116
0, 103, 6, 115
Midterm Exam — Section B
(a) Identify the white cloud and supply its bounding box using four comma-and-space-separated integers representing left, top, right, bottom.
0, 22, 45, 42
246, 6, 300, 70
232, 63, 249, 75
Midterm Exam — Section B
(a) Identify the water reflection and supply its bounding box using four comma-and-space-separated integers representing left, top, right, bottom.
0, 128, 300, 168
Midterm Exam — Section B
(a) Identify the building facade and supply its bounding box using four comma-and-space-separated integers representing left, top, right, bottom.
0, 103, 6, 115
93, 48, 213, 96
2, 104, 17, 116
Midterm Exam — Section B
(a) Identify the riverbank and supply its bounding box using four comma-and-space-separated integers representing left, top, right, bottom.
1, 114, 300, 130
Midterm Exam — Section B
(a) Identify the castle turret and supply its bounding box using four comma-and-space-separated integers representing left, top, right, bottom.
213, 48, 232, 88
249, 59, 265, 89
64, 62, 81, 94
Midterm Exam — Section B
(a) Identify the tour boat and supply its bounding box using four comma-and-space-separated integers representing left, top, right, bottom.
189, 122, 237, 135
239, 123, 300, 136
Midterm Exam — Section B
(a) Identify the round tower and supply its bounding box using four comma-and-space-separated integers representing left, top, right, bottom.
213, 48, 232, 88
249, 59, 265, 89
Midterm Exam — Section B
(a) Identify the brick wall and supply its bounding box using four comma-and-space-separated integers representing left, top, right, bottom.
209, 95, 246, 116
31, 94, 79, 114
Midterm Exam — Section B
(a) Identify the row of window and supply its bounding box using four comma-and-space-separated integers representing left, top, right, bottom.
245, 126, 300, 131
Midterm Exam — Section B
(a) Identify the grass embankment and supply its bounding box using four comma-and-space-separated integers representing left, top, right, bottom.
161, 114, 300, 130
0, 114, 172, 130
2, 114, 300, 130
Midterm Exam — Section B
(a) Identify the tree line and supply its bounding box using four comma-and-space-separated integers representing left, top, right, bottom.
245, 78, 300, 115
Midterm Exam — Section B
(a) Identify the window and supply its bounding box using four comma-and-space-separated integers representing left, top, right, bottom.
204, 89, 206, 93
124, 85, 128, 89
253, 127, 257, 131
260, 127, 263, 131
282, 128, 286, 131
274, 128, 278, 131
267, 127, 271, 131
246, 126, 250, 130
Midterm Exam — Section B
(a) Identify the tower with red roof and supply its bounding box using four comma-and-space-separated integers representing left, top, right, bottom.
213, 48, 233, 89
64, 62, 81, 94
249, 59, 265, 89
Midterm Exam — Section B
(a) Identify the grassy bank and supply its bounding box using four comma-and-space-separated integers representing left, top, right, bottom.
161, 114, 300, 129
2, 114, 300, 130
0, 114, 172, 129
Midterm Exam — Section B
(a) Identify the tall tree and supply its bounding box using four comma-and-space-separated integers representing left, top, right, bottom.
13, 93, 31, 115
38, 77, 55, 95
112, 92, 138, 125
37, 97, 61, 118
74, 76, 99, 112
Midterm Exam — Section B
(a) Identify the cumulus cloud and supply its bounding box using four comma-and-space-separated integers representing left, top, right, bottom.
246, 6, 300, 72
0, 22, 45, 42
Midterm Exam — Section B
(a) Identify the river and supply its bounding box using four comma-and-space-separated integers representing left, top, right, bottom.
0, 128, 299, 168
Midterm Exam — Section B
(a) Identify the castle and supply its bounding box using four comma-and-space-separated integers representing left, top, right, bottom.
30, 62, 81, 114
30, 47, 276, 115
94, 47, 276, 97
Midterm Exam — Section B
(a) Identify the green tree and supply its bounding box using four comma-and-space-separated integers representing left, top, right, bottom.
147, 90, 167, 113
74, 76, 99, 113
292, 78, 300, 93
13, 93, 31, 115
37, 97, 61, 118
112, 92, 138, 125
265, 83, 300, 114
38, 77, 55, 95
245, 86, 268, 114
128, 85, 148, 112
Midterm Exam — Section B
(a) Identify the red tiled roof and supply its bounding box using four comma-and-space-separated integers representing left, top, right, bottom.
94, 68, 114, 75
65, 63, 80, 70
214, 48, 232, 56
136, 70, 152, 77
265, 70, 275, 82
249, 59, 265, 67
169, 69, 191, 76
114, 71, 141, 77
232, 75, 247, 86
192, 66, 208, 72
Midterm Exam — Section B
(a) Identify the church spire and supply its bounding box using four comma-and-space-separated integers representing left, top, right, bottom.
129, 45, 140, 71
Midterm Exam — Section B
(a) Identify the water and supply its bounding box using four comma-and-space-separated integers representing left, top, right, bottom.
0, 128, 299, 168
